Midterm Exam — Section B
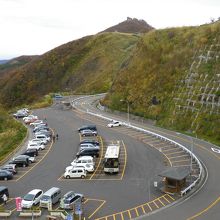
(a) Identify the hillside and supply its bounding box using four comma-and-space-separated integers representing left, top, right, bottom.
0, 55, 37, 79
101, 17, 153, 33
0, 33, 140, 107
103, 22, 220, 144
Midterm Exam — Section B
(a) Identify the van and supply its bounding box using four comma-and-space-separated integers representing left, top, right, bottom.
40, 187, 61, 208
71, 156, 94, 166
0, 186, 9, 203
64, 167, 86, 179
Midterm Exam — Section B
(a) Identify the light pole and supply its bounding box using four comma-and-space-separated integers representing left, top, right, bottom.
120, 99, 130, 124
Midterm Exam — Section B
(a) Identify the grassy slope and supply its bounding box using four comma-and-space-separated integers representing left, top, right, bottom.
104, 22, 220, 145
0, 106, 27, 162
0, 33, 139, 108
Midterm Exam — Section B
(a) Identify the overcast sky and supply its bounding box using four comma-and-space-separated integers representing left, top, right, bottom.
0, 0, 219, 59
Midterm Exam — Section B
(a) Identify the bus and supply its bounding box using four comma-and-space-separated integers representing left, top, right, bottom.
103, 145, 120, 174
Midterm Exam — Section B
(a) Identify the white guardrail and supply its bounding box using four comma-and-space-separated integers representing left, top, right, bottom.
72, 96, 203, 196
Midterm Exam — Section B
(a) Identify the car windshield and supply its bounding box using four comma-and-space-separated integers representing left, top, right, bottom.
24, 193, 35, 201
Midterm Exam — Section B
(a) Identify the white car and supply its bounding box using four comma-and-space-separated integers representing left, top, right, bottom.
21, 189, 43, 208
64, 167, 86, 179
107, 121, 122, 128
29, 138, 46, 145
71, 156, 94, 167
27, 143, 45, 151
30, 120, 44, 127
23, 115, 38, 121
66, 163, 94, 173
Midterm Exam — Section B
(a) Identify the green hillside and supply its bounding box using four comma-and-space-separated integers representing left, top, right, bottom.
0, 33, 139, 108
0, 106, 27, 161
103, 22, 220, 144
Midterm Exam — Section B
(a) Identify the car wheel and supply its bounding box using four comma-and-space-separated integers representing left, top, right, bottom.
81, 175, 85, 179
66, 175, 70, 179
4, 177, 8, 181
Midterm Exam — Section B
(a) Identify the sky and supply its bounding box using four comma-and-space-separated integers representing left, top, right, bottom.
0, 0, 219, 59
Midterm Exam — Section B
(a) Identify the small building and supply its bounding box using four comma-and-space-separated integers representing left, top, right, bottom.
158, 167, 190, 194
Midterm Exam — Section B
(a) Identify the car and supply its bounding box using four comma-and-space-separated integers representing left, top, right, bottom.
76, 148, 99, 158
29, 120, 44, 127
64, 167, 86, 179
23, 115, 38, 121
71, 156, 94, 167
9, 155, 30, 167
17, 155, 35, 163
79, 143, 100, 151
107, 120, 122, 128
78, 125, 97, 133
0, 170, 13, 180
21, 189, 43, 208
35, 130, 52, 137
35, 133, 51, 142
60, 191, 84, 209
13, 111, 28, 118
65, 163, 94, 173
80, 139, 100, 146
0, 186, 9, 204
1, 164, 17, 174
21, 149, 38, 157
80, 129, 97, 137
28, 138, 46, 146
33, 126, 49, 133
27, 143, 45, 151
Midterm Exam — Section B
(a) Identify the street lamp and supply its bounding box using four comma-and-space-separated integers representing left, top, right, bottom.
120, 99, 130, 124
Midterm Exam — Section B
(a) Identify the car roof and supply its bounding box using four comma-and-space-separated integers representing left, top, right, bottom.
77, 156, 93, 160
27, 189, 42, 195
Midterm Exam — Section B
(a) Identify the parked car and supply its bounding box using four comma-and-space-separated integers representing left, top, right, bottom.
21, 149, 38, 157
78, 125, 97, 133
28, 138, 46, 146
13, 111, 28, 118
33, 126, 49, 133
71, 156, 94, 167
66, 163, 94, 173
23, 115, 38, 121
107, 120, 122, 128
79, 143, 100, 151
80, 139, 100, 146
1, 164, 17, 174
60, 191, 84, 209
30, 120, 44, 127
21, 189, 43, 208
27, 143, 45, 151
0, 170, 13, 180
80, 129, 97, 137
9, 155, 30, 167
0, 186, 9, 204
76, 148, 99, 158
64, 167, 86, 179
40, 187, 61, 208
35, 130, 52, 137
35, 134, 51, 142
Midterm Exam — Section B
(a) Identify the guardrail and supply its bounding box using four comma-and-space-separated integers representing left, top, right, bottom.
72, 96, 203, 197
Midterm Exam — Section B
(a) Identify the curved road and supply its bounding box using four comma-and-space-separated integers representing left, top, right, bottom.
72, 94, 220, 220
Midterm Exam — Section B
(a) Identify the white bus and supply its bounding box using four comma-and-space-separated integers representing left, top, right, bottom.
103, 145, 120, 173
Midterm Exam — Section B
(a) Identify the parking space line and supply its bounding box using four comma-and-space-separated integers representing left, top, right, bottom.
163, 195, 171, 203
169, 155, 189, 159
147, 203, 152, 211
158, 198, 165, 206
166, 194, 175, 201
120, 140, 127, 180
141, 205, 146, 214
166, 150, 184, 156
127, 210, 131, 219
88, 200, 106, 219
90, 137, 104, 180
135, 208, 139, 217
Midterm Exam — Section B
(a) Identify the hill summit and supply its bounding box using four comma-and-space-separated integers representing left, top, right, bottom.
101, 17, 154, 33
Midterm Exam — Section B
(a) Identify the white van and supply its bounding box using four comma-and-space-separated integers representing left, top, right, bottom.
64, 167, 86, 179
40, 187, 61, 208
71, 156, 94, 167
